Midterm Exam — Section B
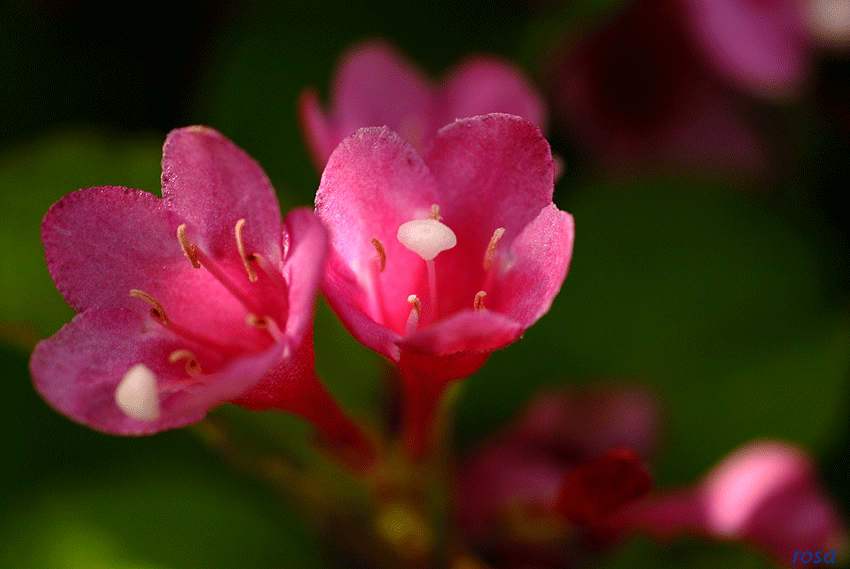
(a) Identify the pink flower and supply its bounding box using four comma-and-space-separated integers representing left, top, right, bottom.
454, 386, 659, 568
550, 0, 771, 174
623, 440, 848, 567
315, 113, 574, 457
299, 39, 548, 170
30, 126, 373, 466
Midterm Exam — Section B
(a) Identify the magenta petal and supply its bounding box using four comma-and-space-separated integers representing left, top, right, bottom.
298, 88, 339, 171
161, 126, 283, 262
438, 56, 548, 134
280, 207, 329, 353
682, 0, 808, 98
31, 306, 288, 436
42, 186, 183, 313
316, 127, 441, 357
494, 204, 575, 327
426, 114, 555, 242
331, 40, 433, 153
30, 307, 204, 434
397, 309, 523, 355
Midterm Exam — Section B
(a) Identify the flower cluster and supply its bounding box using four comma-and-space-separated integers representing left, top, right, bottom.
27, 34, 847, 569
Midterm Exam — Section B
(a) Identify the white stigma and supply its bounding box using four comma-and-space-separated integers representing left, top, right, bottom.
115, 363, 161, 422
397, 218, 457, 261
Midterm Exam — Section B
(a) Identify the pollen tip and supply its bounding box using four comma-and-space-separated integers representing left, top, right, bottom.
483, 227, 506, 270
474, 291, 487, 312
371, 237, 386, 272
177, 224, 200, 268
116, 363, 161, 422
397, 218, 457, 261
235, 218, 258, 282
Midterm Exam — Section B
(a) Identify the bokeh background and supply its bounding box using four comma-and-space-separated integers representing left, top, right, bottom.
1, 0, 849, 567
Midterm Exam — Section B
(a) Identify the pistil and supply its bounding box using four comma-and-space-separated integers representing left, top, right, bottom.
396, 204, 457, 319
115, 363, 161, 421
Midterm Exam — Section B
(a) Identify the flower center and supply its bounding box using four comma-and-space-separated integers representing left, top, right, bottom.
116, 218, 287, 421
370, 206, 507, 336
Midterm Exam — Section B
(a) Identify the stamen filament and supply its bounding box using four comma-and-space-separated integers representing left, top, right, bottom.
191, 247, 264, 315
130, 289, 170, 325
251, 253, 290, 303
169, 349, 203, 377
426, 258, 437, 319
235, 218, 259, 282
177, 224, 200, 268
474, 291, 487, 312
246, 313, 284, 343
129, 289, 245, 355
484, 227, 506, 271
430, 204, 441, 221
371, 238, 386, 272
406, 294, 422, 335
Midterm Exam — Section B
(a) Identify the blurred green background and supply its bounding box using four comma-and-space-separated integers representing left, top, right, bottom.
1, 1, 848, 567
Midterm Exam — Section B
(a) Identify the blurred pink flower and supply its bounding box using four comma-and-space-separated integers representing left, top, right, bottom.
315, 113, 574, 457
30, 126, 373, 465
454, 386, 659, 568
551, 0, 774, 174
623, 440, 848, 567
299, 39, 547, 170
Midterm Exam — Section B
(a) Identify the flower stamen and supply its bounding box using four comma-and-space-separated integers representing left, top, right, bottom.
483, 227, 506, 271
235, 218, 259, 282
430, 203, 442, 221
169, 349, 203, 377
406, 294, 422, 335
130, 289, 170, 325
474, 291, 487, 312
177, 224, 200, 268
371, 237, 386, 272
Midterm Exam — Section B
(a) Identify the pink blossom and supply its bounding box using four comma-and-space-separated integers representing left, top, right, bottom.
550, 0, 771, 174
623, 440, 848, 567
30, 126, 372, 465
454, 386, 659, 568
315, 113, 574, 457
299, 39, 547, 169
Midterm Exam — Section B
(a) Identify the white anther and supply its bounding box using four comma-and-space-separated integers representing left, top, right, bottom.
397, 219, 457, 261
115, 363, 161, 422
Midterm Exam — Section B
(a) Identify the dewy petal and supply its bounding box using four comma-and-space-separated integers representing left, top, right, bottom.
492, 204, 575, 327
426, 114, 555, 242
161, 126, 283, 263
423, 114, 560, 318
316, 127, 440, 359
437, 56, 548, 135
42, 186, 183, 313
29, 306, 281, 435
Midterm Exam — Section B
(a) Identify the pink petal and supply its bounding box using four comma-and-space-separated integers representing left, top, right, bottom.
298, 88, 339, 171
493, 204, 574, 327
681, 0, 808, 99
426, 114, 555, 242
316, 127, 440, 358
280, 207, 329, 353
437, 56, 549, 134
42, 186, 183, 313
397, 309, 523, 355
30, 307, 284, 435
161, 126, 283, 263
330, 40, 434, 154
